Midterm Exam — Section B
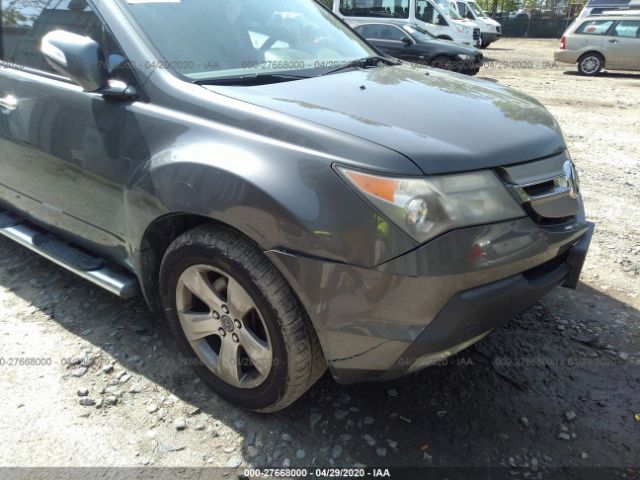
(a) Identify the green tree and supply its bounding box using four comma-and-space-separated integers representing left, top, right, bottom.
1, 0, 49, 27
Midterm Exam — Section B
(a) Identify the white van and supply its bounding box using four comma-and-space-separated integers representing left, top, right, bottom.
333, 0, 481, 47
450, 0, 502, 48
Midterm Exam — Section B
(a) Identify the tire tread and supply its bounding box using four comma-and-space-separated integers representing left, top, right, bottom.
162, 224, 325, 412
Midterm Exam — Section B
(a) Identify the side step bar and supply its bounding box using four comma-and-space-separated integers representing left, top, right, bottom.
0, 212, 139, 298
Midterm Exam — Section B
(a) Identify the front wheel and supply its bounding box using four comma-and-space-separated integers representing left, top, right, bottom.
578, 52, 604, 76
430, 55, 456, 71
159, 225, 326, 412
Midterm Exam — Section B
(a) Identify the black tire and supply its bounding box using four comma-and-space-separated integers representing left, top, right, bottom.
430, 55, 456, 72
159, 225, 326, 412
461, 68, 480, 76
577, 52, 604, 76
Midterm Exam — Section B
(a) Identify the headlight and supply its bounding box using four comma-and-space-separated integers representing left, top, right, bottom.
337, 167, 525, 243
457, 54, 476, 61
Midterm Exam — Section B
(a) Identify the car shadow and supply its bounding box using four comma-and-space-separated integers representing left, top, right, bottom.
563, 70, 640, 80
0, 235, 638, 468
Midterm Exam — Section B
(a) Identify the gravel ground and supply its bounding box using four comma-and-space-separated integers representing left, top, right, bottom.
0, 39, 638, 474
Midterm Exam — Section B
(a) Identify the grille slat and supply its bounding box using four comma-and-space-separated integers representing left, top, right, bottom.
498, 153, 580, 227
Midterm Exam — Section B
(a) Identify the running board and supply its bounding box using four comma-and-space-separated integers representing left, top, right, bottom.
0, 212, 139, 298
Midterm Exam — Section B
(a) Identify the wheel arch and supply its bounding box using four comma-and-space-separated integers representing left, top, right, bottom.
578, 50, 606, 66
137, 213, 234, 310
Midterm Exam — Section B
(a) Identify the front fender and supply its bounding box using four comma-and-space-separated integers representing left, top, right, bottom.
124, 140, 416, 276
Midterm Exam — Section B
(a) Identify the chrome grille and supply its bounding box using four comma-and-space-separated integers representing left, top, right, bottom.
497, 153, 580, 226
473, 28, 481, 40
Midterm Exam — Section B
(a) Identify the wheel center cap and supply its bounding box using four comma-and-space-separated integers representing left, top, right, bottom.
221, 315, 234, 332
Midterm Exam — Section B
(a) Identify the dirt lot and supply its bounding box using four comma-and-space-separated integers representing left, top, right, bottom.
0, 39, 638, 475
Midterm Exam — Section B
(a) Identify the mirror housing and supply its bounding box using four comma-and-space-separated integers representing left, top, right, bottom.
41, 30, 109, 92
438, 15, 448, 26
401, 36, 412, 46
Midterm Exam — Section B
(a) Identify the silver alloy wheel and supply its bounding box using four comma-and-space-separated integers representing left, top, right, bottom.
175, 265, 273, 389
581, 56, 600, 74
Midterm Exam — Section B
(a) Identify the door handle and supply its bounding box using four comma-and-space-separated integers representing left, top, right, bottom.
0, 95, 18, 112
608, 39, 619, 44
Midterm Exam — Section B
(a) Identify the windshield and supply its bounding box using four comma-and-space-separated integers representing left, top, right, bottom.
119, 0, 376, 81
432, 0, 464, 19
467, 1, 486, 17
402, 25, 436, 41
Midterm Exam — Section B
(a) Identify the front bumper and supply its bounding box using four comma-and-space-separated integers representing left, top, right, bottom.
267, 217, 593, 384
481, 32, 501, 44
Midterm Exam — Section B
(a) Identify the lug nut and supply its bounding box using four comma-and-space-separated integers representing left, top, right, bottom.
222, 305, 229, 314
232, 333, 239, 343
212, 311, 220, 320
234, 319, 242, 329
218, 328, 226, 337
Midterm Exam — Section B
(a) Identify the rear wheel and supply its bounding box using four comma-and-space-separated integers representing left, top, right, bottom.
578, 52, 604, 76
430, 55, 456, 72
159, 225, 326, 412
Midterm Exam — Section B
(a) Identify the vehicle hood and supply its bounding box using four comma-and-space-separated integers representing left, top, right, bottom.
483, 17, 502, 27
207, 65, 565, 175
421, 38, 480, 55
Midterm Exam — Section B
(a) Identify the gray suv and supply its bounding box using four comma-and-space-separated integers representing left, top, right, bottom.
0, 0, 592, 412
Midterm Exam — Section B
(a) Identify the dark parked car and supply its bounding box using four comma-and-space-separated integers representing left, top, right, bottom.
352, 21, 484, 74
0, 0, 592, 412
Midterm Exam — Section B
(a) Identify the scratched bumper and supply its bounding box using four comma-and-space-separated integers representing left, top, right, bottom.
266, 215, 590, 383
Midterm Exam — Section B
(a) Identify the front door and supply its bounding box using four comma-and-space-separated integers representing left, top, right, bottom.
0, 0, 138, 261
356, 23, 414, 60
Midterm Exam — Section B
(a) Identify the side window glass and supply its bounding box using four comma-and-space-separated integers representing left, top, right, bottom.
387, 26, 407, 41
1, 0, 131, 81
575, 20, 614, 36
416, 0, 438, 25
613, 21, 640, 38
341, 0, 410, 19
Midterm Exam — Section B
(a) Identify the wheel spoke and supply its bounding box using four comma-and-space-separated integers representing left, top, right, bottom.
239, 327, 272, 376
216, 340, 242, 386
179, 312, 219, 343
226, 277, 255, 318
180, 266, 222, 310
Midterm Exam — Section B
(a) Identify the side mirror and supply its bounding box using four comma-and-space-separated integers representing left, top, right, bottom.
401, 36, 412, 46
438, 15, 448, 26
41, 30, 109, 92
466, 11, 475, 20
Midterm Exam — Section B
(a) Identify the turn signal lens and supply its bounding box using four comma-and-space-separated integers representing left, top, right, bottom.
342, 170, 399, 203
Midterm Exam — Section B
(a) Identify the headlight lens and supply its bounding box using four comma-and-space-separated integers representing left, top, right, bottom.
458, 54, 476, 61
338, 167, 525, 243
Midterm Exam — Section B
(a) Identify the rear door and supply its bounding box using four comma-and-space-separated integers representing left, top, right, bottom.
605, 20, 640, 70
0, 0, 137, 261
571, 18, 613, 55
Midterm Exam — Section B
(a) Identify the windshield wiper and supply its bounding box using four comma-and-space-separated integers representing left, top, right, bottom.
320, 55, 400, 76
194, 72, 311, 86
